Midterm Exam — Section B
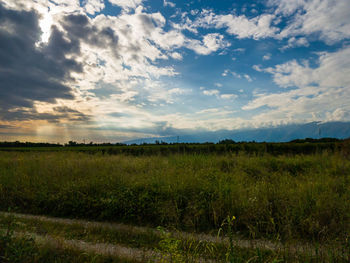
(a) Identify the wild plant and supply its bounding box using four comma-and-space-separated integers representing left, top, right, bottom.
0, 213, 37, 262
218, 215, 236, 263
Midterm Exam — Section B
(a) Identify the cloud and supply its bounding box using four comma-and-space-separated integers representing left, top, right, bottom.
194, 10, 279, 39
221, 70, 252, 82
186, 33, 230, 55
108, 0, 143, 11
203, 89, 220, 96
171, 16, 198, 34
163, 0, 175, 8
261, 47, 350, 89
244, 74, 253, 82
220, 94, 237, 100
178, 2, 350, 45
222, 69, 229, 77
202, 89, 237, 100
222, 70, 240, 78
280, 37, 309, 51
168, 88, 187, 95
252, 65, 263, 72
0, 4, 83, 121
170, 52, 183, 60
269, 0, 350, 44
233, 48, 245, 53
244, 46, 350, 123
82, 0, 105, 15
263, 53, 271, 60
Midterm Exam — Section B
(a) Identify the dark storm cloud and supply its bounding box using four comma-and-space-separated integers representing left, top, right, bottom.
0, 109, 62, 122
0, 4, 83, 120
0, 4, 125, 123
0, 124, 14, 129
61, 14, 119, 50
0, 106, 90, 123
53, 106, 91, 122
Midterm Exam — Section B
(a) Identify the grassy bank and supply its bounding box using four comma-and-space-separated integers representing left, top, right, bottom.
0, 150, 349, 244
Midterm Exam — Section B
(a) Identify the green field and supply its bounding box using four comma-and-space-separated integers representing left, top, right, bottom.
0, 144, 349, 262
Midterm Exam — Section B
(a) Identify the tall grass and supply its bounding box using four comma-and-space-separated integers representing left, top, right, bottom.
0, 151, 349, 244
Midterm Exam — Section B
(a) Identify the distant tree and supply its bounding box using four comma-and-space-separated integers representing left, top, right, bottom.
67, 141, 77, 146
218, 139, 236, 144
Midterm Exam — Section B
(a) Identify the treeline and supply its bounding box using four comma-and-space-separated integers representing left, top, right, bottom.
289, 137, 341, 143
0, 138, 347, 156
0, 141, 62, 147
65, 141, 126, 147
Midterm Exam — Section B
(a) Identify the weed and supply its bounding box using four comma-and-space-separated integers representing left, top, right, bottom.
0, 213, 38, 262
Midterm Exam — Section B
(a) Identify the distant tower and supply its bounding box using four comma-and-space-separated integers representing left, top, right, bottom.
177, 136, 179, 143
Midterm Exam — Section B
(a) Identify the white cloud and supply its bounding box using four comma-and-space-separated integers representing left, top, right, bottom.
263, 53, 271, 61
221, 94, 237, 100
194, 10, 279, 39
203, 89, 220, 96
280, 37, 309, 51
83, 0, 105, 15
196, 108, 220, 114
202, 89, 237, 100
252, 65, 263, 72
163, 0, 175, 8
170, 52, 183, 60
178, 2, 350, 45
111, 91, 138, 102
171, 17, 198, 34
186, 33, 230, 55
222, 69, 229, 77
221, 70, 252, 82
268, 0, 306, 16
222, 70, 240, 78
270, 0, 350, 44
233, 48, 245, 53
262, 47, 350, 89
168, 88, 188, 95
108, 0, 143, 11
244, 74, 253, 82
244, 46, 350, 123
190, 9, 199, 16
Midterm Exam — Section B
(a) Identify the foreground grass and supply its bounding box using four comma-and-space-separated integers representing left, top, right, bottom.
1, 212, 348, 262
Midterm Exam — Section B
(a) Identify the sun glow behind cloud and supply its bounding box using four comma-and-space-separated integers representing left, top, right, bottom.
39, 8, 53, 43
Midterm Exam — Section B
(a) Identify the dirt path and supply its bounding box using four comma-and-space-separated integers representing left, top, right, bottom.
13, 230, 158, 262
0, 211, 341, 258
0, 211, 280, 250
6, 229, 217, 263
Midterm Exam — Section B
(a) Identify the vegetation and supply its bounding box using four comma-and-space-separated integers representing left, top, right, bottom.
0, 139, 344, 156
0, 212, 347, 262
0, 142, 349, 262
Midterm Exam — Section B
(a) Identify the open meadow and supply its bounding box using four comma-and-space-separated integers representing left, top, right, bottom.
0, 143, 349, 262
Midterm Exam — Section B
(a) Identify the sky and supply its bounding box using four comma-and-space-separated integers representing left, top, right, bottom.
0, 0, 350, 143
